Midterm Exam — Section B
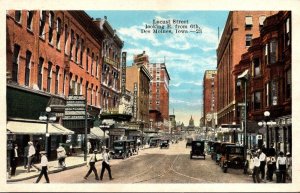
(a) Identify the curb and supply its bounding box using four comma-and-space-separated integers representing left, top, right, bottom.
7, 162, 93, 182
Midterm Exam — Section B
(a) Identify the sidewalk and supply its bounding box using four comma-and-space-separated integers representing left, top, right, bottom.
7, 154, 103, 182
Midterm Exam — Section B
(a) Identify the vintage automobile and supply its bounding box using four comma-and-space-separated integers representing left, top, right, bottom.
112, 140, 131, 159
190, 140, 206, 159
186, 137, 193, 148
128, 140, 138, 156
219, 145, 245, 173
149, 138, 161, 148
160, 139, 170, 149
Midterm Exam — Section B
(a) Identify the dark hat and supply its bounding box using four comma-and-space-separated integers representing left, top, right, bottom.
40, 151, 47, 154
279, 151, 284, 155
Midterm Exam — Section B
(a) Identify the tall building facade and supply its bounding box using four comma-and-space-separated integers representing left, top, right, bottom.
216, 11, 278, 126
6, 10, 123, 159
148, 62, 170, 131
93, 16, 123, 113
203, 70, 217, 129
233, 11, 291, 153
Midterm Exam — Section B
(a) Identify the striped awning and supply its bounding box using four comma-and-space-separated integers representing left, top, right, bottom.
7, 120, 74, 135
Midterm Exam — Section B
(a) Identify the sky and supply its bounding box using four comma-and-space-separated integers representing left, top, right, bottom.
86, 10, 229, 126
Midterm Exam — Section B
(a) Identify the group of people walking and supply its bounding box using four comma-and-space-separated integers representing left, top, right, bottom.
251, 145, 292, 183
84, 147, 113, 181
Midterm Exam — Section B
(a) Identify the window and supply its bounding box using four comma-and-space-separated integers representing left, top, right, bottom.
91, 53, 94, 75
56, 17, 62, 49
25, 50, 32, 86
286, 68, 291, 99
75, 34, 79, 63
39, 11, 46, 38
95, 56, 99, 77
47, 62, 53, 92
246, 34, 252, 47
264, 44, 268, 65
63, 70, 66, 95
269, 39, 277, 64
55, 66, 60, 94
15, 10, 21, 23
38, 57, 44, 90
91, 84, 94, 105
270, 80, 278, 106
48, 11, 54, 44
86, 48, 89, 72
259, 16, 266, 27
254, 91, 261, 110
265, 83, 269, 107
64, 24, 69, 55
285, 18, 290, 46
70, 29, 74, 59
80, 39, 84, 66
27, 11, 34, 30
95, 86, 98, 106
156, 100, 160, 105
245, 16, 253, 28
12, 44, 20, 83
252, 58, 260, 77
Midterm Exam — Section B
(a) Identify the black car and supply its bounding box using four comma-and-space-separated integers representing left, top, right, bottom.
219, 145, 245, 173
190, 140, 205, 159
149, 138, 160, 148
160, 140, 170, 149
112, 140, 131, 159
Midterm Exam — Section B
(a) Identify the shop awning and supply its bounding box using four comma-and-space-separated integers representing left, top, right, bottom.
7, 120, 74, 135
88, 127, 109, 139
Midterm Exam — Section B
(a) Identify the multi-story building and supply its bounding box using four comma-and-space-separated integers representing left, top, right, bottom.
233, 11, 291, 153
203, 70, 217, 129
126, 64, 152, 128
148, 62, 170, 131
216, 11, 278, 127
6, 10, 123, 159
93, 16, 123, 113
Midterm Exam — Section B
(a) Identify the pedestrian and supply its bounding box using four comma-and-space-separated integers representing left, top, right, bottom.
252, 152, 260, 183
276, 151, 287, 183
35, 141, 41, 162
258, 149, 266, 182
27, 141, 36, 172
84, 150, 99, 180
56, 144, 67, 169
87, 140, 92, 154
23, 143, 29, 169
266, 156, 276, 181
99, 148, 113, 181
35, 151, 50, 183
10, 143, 19, 176
286, 152, 292, 181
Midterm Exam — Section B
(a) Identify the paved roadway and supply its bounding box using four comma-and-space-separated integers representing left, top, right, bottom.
16, 140, 252, 183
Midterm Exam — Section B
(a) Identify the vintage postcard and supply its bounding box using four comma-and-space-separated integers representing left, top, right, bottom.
1, 0, 299, 192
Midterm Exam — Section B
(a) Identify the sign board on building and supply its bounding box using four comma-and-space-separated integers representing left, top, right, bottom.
104, 57, 118, 68
110, 128, 125, 136
121, 52, 127, 96
133, 82, 138, 120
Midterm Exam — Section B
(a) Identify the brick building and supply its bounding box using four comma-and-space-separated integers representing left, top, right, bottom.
233, 11, 292, 153
126, 64, 152, 128
147, 62, 170, 132
203, 70, 217, 129
6, 10, 123, 159
216, 11, 278, 127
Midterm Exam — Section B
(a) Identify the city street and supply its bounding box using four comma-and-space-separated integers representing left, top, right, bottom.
15, 140, 252, 183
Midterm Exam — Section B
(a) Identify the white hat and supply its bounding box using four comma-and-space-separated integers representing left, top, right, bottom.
286, 152, 291, 156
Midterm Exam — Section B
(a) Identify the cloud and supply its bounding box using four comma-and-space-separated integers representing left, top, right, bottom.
170, 81, 202, 87
118, 25, 161, 46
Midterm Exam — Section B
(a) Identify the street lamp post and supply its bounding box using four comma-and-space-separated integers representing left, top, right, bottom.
39, 107, 56, 155
258, 111, 275, 150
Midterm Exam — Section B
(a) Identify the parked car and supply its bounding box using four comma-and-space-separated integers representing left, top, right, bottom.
190, 140, 205, 159
112, 140, 130, 159
149, 138, 161, 148
219, 145, 245, 173
160, 139, 170, 149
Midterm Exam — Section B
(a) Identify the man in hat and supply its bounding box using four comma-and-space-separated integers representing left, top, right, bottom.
35, 151, 50, 183
99, 148, 113, 181
286, 152, 292, 181
258, 149, 266, 182
252, 152, 261, 183
276, 151, 287, 183
27, 141, 36, 172
84, 150, 99, 180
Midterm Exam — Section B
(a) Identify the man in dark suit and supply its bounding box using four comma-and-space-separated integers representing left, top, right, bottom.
10, 144, 19, 176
